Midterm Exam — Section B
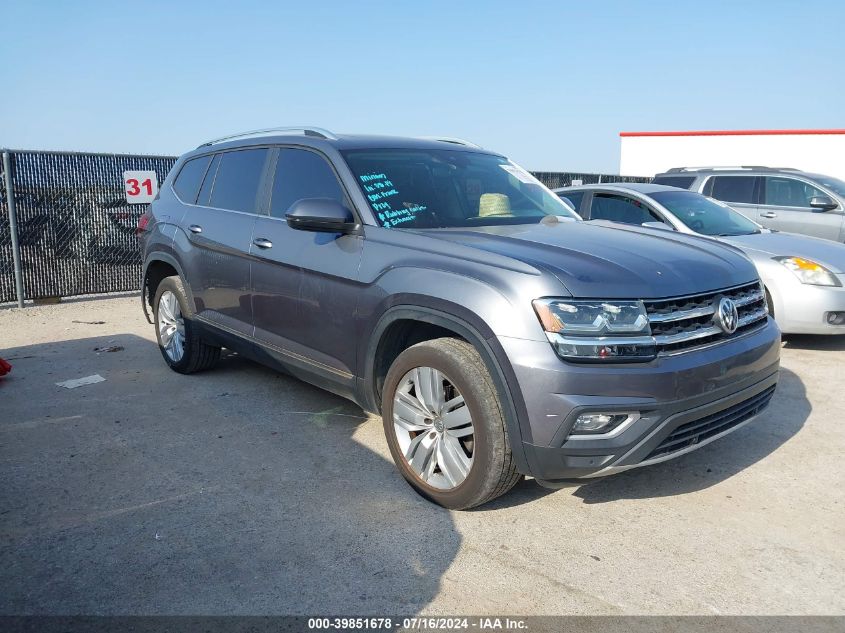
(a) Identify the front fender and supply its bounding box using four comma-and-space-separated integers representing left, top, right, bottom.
360, 301, 535, 475
361, 266, 548, 341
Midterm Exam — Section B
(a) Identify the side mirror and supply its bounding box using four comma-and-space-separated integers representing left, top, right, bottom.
642, 221, 675, 231
286, 198, 360, 234
809, 195, 838, 211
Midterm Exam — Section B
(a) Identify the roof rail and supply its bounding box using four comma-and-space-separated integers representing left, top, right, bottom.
421, 136, 483, 149
198, 126, 337, 148
744, 166, 799, 171
666, 165, 798, 173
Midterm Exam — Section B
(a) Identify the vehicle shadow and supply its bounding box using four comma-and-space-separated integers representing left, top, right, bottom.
572, 367, 808, 504
782, 334, 845, 351
479, 367, 809, 510
0, 334, 460, 615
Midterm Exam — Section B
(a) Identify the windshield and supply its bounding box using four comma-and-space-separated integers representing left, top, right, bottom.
810, 175, 845, 197
342, 149, 578, 228
650, 190, 760, 236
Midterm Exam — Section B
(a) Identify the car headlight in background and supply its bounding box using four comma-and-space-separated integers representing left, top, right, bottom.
774, 257, 841, 287
532, 299, 656, 361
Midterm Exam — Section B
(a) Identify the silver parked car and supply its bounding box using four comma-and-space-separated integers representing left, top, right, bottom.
557, 183, 845, 334
652, 167, 845, 243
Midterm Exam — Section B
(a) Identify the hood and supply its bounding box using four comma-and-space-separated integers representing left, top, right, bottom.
721, 231, 845, 273
423, 220, 758, 299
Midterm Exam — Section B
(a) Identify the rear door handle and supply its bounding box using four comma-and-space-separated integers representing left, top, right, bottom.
760, 212, 777, 219
189, 224, 203, 234
253, 237, 273, 249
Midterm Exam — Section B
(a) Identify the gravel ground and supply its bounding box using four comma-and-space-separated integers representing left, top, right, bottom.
1, 295, 843, 615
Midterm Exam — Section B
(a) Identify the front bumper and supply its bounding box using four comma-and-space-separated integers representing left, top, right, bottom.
769, 272, 845, 335
498, 317, 781, 481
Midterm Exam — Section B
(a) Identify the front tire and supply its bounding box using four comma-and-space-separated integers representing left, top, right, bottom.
153, 276, 220, 374
382, 338, 521, 509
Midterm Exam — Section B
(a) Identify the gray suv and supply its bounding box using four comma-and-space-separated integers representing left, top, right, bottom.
653, 167, 845, 242
139, 128, 780, 509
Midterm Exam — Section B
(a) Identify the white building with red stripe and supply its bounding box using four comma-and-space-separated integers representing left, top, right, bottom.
619, 129, 845, 180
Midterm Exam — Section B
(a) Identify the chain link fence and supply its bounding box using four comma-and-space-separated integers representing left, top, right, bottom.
1, 149, 647, 305
531, 171, 649, 189
1, 150, 176, 304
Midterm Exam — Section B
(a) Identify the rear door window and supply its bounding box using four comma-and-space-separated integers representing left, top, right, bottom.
590, 194, 663, 224
707, 176, 758, 204
763, 177, 827, 208
651, 175, 696, 190
173, 155, 212, 203
209, 149, 270, 213
270, 148, 346, 218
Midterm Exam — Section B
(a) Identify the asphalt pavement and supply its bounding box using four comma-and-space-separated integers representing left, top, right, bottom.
1, 296, 843, 615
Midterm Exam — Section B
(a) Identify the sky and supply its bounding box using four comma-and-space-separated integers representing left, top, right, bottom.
1, 0, 843, 173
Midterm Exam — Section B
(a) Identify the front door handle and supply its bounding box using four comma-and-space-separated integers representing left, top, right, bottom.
760, 212, 778, 219
253, 237, 273, 249
189, 224, 203, 234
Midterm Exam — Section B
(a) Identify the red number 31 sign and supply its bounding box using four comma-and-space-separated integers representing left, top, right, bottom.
123, 171, 159, 204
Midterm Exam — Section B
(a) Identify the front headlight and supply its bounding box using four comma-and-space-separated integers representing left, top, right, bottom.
774, 257, 841, 287
532, 299, 656, 361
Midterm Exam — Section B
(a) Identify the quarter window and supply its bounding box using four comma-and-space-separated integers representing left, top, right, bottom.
270, 148, 346, 218
173, 155, 212, 203
763, 177, 827, 208
707, 176, 758, 204
208, 149, 269, 213
590, 194, 663, 225
197, 154, 221, 206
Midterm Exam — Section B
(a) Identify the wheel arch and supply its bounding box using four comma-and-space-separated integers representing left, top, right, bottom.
363, 304, 531, 474
142, 252, 196, 314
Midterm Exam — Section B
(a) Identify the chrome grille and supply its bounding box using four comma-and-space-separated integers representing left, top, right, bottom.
645, 282, 768, 354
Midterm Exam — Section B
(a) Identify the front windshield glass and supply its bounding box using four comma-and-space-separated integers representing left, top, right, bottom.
342, 149, 578, 228
650, 190, 760, 236
811, 175, 845, 197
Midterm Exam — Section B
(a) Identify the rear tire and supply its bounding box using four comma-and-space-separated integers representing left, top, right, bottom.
153, 276, 220, 374
382, 337, 521, 509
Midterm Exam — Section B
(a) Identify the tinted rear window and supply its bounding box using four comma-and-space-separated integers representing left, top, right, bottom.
173, 156, 211, 203
270, 148, 345, 218
708, 176, 757, 204
209, 149, 269, 213
651, 176, 695, 190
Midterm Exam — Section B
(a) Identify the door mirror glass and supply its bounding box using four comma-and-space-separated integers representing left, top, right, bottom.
286, 198, 360, 234
809, 195, 837, 211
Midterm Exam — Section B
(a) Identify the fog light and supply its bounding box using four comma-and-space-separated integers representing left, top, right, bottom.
826, 311, 845, 325
572, 412, 639, 436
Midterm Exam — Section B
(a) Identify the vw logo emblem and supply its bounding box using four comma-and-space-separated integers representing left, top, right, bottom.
715, 297, 739, 334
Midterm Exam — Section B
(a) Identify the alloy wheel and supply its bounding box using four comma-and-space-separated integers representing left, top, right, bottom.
392, 367, 475, 490
157, 290, 185, 362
